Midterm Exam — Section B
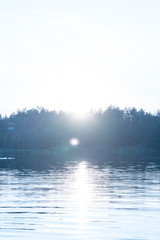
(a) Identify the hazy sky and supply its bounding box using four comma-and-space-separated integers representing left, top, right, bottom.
0, 0, 160, 116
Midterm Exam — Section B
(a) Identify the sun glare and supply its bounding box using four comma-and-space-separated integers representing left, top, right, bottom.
70, 138, 80, 146
71, 112, 89, 121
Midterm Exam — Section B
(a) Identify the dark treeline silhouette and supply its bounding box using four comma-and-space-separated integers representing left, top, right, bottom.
0, 106, 160, 151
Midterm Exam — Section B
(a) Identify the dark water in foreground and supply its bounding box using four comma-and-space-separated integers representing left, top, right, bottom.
0, 157, 160, 240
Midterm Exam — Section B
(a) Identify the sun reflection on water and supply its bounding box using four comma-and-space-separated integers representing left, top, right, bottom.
73, 161, 92, 224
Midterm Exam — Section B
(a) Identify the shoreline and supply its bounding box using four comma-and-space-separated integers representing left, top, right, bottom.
1, 145, 160, 158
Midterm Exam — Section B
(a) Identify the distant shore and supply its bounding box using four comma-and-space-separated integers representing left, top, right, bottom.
1, 145, 160, 160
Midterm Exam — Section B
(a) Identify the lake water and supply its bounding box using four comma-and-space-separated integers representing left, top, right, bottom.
0, 157, 160, 240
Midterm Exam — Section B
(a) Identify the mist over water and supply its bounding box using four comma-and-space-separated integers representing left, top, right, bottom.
0, 157, 160, 240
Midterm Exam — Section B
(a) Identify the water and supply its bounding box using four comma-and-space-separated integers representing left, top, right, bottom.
0, 157, 160, 240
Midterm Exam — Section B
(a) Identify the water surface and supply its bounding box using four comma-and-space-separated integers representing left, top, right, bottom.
0, 157, 160, 240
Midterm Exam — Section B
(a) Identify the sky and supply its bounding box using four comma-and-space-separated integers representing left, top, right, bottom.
0, 0, 160, 116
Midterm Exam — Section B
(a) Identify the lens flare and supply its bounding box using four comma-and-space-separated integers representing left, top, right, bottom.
70, 138, 79, 146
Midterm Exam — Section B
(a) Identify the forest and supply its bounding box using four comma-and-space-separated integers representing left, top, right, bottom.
0, 106, 160, 152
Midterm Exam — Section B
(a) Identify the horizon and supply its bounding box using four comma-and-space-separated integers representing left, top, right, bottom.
1, 104, 160, 119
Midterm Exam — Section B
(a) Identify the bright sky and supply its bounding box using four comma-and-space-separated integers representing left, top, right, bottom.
0, 0, 160, 116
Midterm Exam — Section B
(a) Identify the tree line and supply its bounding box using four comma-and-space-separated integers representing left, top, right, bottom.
0, 106, 160, 150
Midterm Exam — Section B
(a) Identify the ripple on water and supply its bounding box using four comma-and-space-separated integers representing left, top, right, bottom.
0, 160, 160, 240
